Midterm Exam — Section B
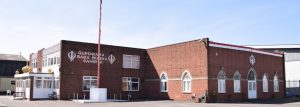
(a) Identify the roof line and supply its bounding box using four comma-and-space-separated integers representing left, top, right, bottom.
209, 41, 283, 56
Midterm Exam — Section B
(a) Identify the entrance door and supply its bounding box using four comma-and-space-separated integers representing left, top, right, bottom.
248, 69, 257, 99
248, 80, 257, 99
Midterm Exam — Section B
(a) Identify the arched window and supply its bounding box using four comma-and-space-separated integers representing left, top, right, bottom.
182, 71, 191, 93
233, 71, 241, 93
218, 69, 226, 93
248, 70, 256, 80
274, 74, 279, 92
263, 73, 268, 92
160, 73, 168, 92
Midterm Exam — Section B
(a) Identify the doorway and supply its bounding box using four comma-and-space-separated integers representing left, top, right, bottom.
248, 69, 257, 99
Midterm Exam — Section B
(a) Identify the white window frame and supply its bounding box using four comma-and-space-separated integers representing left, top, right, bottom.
43, 77, 52, 89
34, 77, 43, 88
160, 73, 168, 92
122, 77, 140, 91
48, 58, 51, 66
123, 54, 140, 69
233, 71, 241, 93
57, 57, 61, 64
42, 57, 44, 67
82, 76, 97, 91
263, 74, 269, 92
182, 72, 191, 93
274, 75, 279, 92
218, 70, 226, 93
32, 59, 37, 68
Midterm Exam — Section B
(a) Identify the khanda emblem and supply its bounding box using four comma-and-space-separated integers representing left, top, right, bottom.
249, 55, 255, 65
68, 51, 77, 62
108, 54, 115, 64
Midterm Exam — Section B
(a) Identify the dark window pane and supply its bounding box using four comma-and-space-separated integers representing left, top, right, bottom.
132, 83, 139, 90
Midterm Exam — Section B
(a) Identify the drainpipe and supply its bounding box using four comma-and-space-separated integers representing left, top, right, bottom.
282, 52, 286, 97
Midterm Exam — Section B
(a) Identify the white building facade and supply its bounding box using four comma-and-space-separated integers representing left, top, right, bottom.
15, 43, 61, 100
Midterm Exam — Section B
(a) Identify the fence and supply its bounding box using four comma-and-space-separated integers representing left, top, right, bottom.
286, 80, 300, 96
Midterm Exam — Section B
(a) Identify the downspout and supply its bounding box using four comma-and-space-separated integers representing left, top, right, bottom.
282, 52, 286, 97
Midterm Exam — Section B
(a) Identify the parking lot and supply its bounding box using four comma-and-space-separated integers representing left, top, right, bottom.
1, 96, 300, 107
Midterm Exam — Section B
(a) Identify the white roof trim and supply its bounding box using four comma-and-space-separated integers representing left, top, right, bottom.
247, 45, 300, 49
210, 43, 283, 57
14, 73, 53, 78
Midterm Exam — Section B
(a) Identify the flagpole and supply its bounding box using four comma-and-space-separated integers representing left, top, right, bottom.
97, 0, 103, 88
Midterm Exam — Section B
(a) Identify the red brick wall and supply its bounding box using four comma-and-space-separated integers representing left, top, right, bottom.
29, 39, 285, 102
208, 45, 285, 102
37, 49, 44, 72
59, 40, 147, 100
144, 39, 209, 101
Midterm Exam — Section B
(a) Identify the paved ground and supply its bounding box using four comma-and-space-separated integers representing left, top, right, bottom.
1, 96, 300, 107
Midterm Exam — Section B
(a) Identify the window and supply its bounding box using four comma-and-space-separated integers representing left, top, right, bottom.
10, 80, 16, 85
160, 73, 168, 92
32, 59, 34, 68
48, 58, 51, 66
16, 80, 19, 88
51, 58, 54, 65
182, 72, 191, 93
248, 70, 255, 80
43, 77, 52, 89
263, 73, 269, 92
32, 59, 37, 68
123, 55, 140, 69
35, 77, 43, 88
233, 71, 241, 93
20, 80, 24, 88
274, 75, 279, 92
42, 57, 47, 67
54, 57, 56, 64
218, 70, 226, 93
44, 57, 60, 66
82, 76, 97, 91
57, 57, 61, 64
122, 77, 140, 91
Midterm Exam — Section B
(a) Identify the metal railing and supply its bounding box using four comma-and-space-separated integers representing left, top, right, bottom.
286, 80, 300, 96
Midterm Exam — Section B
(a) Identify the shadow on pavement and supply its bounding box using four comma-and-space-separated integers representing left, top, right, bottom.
245, 97, 300, 104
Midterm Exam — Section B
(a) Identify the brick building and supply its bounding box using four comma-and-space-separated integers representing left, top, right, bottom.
15, 38, 285, 102
248, 44, 300, 96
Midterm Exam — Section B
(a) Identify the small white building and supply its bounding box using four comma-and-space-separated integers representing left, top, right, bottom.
15, 72, 55, 99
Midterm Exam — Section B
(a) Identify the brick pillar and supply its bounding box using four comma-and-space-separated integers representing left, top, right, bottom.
37, 49, 44, 73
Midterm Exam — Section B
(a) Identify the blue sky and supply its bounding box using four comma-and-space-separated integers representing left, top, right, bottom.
0, 0, 300, 59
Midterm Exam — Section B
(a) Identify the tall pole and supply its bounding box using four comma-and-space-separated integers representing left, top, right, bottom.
97, 0, 103, 88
